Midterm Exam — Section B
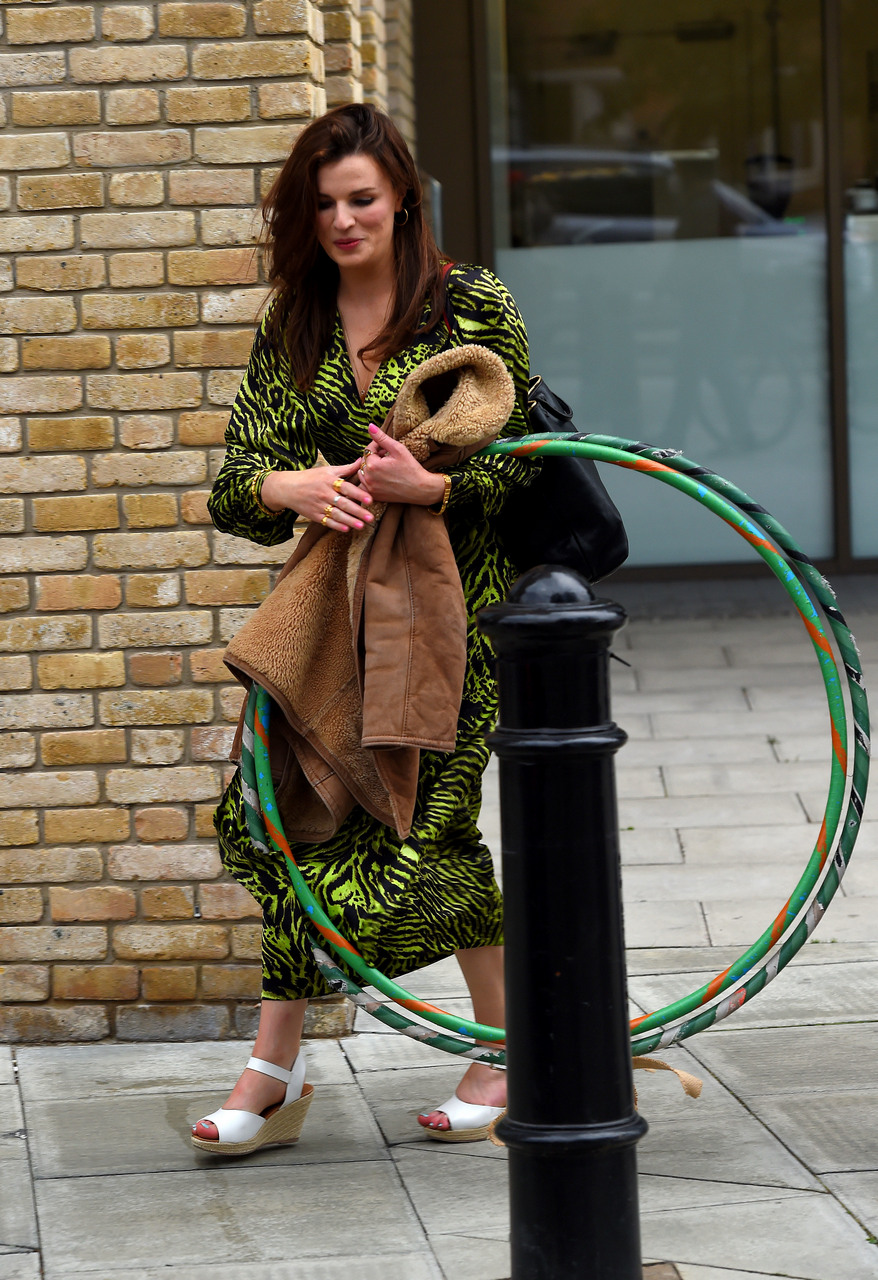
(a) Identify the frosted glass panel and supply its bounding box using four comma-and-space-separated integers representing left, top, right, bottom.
847, 232, 878, 556
497, 237, 833, 566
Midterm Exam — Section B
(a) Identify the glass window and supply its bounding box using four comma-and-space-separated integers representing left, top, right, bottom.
490, 0, 833, 567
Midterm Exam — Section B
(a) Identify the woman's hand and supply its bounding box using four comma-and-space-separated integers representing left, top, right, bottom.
260, 458, 374, 533
359, 423, 446, 507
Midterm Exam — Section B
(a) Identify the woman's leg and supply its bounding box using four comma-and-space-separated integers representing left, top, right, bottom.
418, 944, 506, 1130
191, 996, 308, 1141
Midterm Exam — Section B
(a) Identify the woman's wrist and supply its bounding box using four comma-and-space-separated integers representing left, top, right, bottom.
423, 472, 447, 508
258, 469, 287, 513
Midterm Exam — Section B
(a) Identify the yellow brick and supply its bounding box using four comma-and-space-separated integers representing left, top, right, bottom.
6, 6, 96, 45
15, 254, 105, 291
35, 574, 121, 612
257, 82, 316, 119
99, 609, 211, 647
198, 882, 258, 919
109, 841, 220, 880
108, 253, 165, 289
114, 924, 228, 961
109, 173, 165, 207
129, 652, 183, 686
0, 691, 93, 733
51, 887, 136, 922
189, 648, 230, 683
115, 335, 171, 370
44, 808, 129, 844
201, 288, 268, 325
165, 84, 250, 123
253, 0, 320, 36
76, 132, 191, 169
207, 370, 244, 404
29, 416, 114, 452
32, 494, 118, 532
53, 964, 140, 1000
230, 923, 261, 959
185, 568, 269, 606
141, 965, 197, 999
0, 53, 66, 90
0, 580, 29, 614
178, 412, 228, 445
94, 530, 208, 570
0, 339, 18, 374
2, 457, 87, 495
123, 494, 178, 528
192, 38, 313, 79
0, 538, 87, 575
0, 297, 76, 336
105, 88, 160, 126
12, 90, 101, 127
167, 248, 259, 287
70, 45, 188, 84
324, 10, 359, 41
0, 656, 30, 692
0, 376, 81, 415
105, 766, 220, 804
181, 490, 211, 524
41, 729, 127, 765
193, 124, 302, 165
22, 336, 111, 371
87, 374, 202, 413
102, 6, 156, 41
101, 689, 214, 727
0, 888, 44, 924
0, 810, 39, 847
82, 293, 198, 330
0, 499, 23, 535
175, 329, 254, 368
0, 1006, 109, 1040
0, 965, 50, 1002
0, 418, 22, 451
0, 771, 100, 811
0, 926, 107, 963
0, 133, 70, 172
124, 575, 182, 609
118, 415, 174, 448
131, 728, 185, 764
134, 806, 189, 840
159, 3, 247, 37
0, 731, 35, 769
200, 964, 261, 999
194, 803, 218, 837
169, 168, 255, 206
93, 452, 207, 488
38, 652, 126, 691
80, 211, 195, 250
219, 685, 245, 720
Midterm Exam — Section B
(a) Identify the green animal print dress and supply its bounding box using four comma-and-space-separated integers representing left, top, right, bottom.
208, 264, 538, 1000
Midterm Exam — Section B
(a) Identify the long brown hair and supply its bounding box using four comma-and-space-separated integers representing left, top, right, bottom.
261, 104, 446, 391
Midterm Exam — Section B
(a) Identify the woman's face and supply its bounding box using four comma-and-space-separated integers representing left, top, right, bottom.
315, 152, 403, 275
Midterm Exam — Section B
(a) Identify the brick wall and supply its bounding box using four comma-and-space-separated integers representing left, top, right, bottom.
0, 0, 413, 1044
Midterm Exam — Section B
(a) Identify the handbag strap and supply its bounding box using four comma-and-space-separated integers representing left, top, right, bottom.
440, 259, 455, 335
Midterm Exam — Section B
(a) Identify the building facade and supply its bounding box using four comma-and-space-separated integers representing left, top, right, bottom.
0, 0, 412, 1042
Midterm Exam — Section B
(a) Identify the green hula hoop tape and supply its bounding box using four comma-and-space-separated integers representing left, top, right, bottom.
241, 433, 870, 1062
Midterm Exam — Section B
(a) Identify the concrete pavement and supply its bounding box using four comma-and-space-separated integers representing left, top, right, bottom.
2, 574, 877, 1280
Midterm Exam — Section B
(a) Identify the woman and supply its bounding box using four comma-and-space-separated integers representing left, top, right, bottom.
194, 102, 537, 1152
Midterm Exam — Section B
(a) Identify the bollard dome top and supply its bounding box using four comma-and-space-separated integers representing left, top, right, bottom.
507, 565, 597, 607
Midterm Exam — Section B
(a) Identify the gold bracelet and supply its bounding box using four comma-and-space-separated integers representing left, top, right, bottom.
429, 473, 452, 516
250, 467, 274, 517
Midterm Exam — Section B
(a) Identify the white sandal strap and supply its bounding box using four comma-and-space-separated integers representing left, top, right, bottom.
432, 1092, 505, 1132
198, 1106, 267, 1144
245, 1056, 292, 1085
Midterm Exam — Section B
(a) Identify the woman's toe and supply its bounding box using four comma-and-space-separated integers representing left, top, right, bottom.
192, 1119, 219, 1141
417, 1109, 450, 1131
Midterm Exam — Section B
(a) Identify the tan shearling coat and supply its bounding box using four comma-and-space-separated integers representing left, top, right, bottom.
225, 343, 515, 843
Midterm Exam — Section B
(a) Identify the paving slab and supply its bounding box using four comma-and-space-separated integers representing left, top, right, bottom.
56, 1262, 443, 1280
621, 827, 684, 865
685, 1023, 878, 1097
629, 960, 878, 1029
355, 1062, 507, 1152
676, 1268, 824, 1280
14, 1040, 353, 1102
0, 1149, 38, 1253
638, 664, 816, 692
662, 761, 826, 798
640, 1187, 878, 1279
35, 1161, 428, 1275
615, 644, 729, 669
427, 1233, 510, 1280
821, 1173, 878, 1237
619, 793, 807, 831
622, 900, 710, 949
678, 824, 824, 864
651, 710, 826, 738
0, 1259, 41, 1280
772, 733, 838, 762
615, 689, 751, 715
25, 1081, 385, 1179
621, 738, 776, 766
341, 1032, 453, 1074
622, 863, 802, 903
626, 947, 745, 976
703, 899, 878, 948
0, 1054, 13, 1089
743, 1091, 878, 1174
392, 1145, 508, 1237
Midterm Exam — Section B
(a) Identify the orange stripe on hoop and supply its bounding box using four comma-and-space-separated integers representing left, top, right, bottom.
802, 614, 835, 663
629, 1013, 650, 1029
705, 965, 734, 1003
769, 898, 793, 946
830, 719, 848, 773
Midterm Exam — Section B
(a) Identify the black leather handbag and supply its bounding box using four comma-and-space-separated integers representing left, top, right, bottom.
496, 375, 629, 584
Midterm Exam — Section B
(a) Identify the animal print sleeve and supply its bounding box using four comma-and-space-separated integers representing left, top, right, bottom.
444, 265, 539, 517
207, 318, 319, 547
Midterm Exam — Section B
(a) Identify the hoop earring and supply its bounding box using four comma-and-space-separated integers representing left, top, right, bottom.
394, 207, 409, 226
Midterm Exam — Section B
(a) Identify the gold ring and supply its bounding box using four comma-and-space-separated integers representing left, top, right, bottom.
321, 514, 330, 526
323, 504, 334, 518
332, 476, 344, 493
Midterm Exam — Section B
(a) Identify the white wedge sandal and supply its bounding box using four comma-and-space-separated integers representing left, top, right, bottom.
419, 1064, 507, 1143
191, 1052, 313, 1155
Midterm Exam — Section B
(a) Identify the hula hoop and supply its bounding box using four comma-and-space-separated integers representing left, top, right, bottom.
243, 434, 870, 1059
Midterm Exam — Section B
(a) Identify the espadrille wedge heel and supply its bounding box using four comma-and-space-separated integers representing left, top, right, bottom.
191, 1052, 313, 1155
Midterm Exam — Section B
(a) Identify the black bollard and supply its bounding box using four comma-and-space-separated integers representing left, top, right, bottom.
479, 565, 647, 1280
